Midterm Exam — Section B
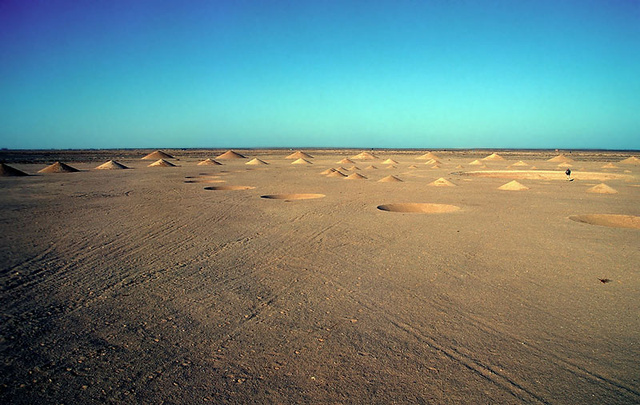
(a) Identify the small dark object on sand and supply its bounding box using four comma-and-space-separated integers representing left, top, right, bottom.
599, 278, 612, 284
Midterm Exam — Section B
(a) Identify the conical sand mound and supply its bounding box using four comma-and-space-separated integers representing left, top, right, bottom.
498, 180, 529, 191
338, 158, 355, 164
291, 158, 312, 165
364, 165, 378, 170
148, 159, 176, 167
351, 152, 378, 160
429, 177, 456, 187
198, 158, 222, 166
0, 163, 28, 176
417, 152, 440, 160
327, 170, 347, 178
95, 160, 129, 170
512, 161, 529, 167
620, 156, 640, 165
345, 165, 360, 171
382, 159, 398, 165
246, 158, 268, 165
548, 154, 573, 162
38, 162, 79, 173
378, 175, 403, 182
286, 151, 314, 159
455, 165, 464, 169
345, 173, 367, 180
601, 163, 618, 169
482, 153, 505, 161
320, 168, 337, 175
424, 159, 441, 165
216, 150, 246, 159
469, 160, 483, 166
141, 150, 174, 160
587, 183, 618, 194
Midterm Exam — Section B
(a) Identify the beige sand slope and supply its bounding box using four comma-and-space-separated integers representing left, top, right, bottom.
364, 165, 378, 170
424, 159, 441, 165
0, 163, 29, 176
38, 162, 80, 173
345, 173, 367, 180
382, 159, 398, 165
338, 158, 355, 164
197, 158, 222, 166
587, 183, 618, 194
482, 153, 505, 161
351, 152, 378, 160
378, 175, 403, 182
95, 160, 129, 170
320, 168, 337, 175
429, 177, 456, 187
345, 165, 360, 171
246, 158, 269, 165
285, 151, 314, 160
469, 160, 483, 166
548, 154, 574, 162
326, 170, 347, 178
291, 158, 312, 165
620, 156, 640, 165
498, 180, 529, 191
216, 150, 246, 159
141, 150, 174, 160
512, 161, 529, 167
417, 152, 440, 160
148, 159, 176, 167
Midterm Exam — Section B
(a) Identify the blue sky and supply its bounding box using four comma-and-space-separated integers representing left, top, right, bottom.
0, 0, 638, 149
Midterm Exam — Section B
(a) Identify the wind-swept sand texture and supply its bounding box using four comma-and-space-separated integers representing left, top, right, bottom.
95, 160, 129, 170
148, 159, 176, 167
197, 158, 222, 166
246, 158, 269, 165
38, 162, 80, 173
351, 152, 378, 160
345, 173, 367, 180
285, 151, 314, 160
141, 150, 174, 160
548, 154, 574, 162
587, 183, 618, 194
482, 153, 505, 161
377, 203, 461, 213
498, 180, 529, 191
569, 214, 640, 229
378, 175, 403, 182
291, 158, 312, 165
0, 163, 29, 176
1, 149, 639, 405
216, 150, 246, 159
429, 177, 456, 187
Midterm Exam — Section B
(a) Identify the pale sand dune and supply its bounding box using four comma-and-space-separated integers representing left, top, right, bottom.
141, 150, 175, 160
469, 159, 483, 165
382, 159, 398, 165
429, 177, 456, 187
512, 161, 529, 167
291, 158, 312, 165
378, 175, 403, 182
548, 154, 574, 162
246, 158, 269, 165
1, 149, 639, 405
482, 153, 505, 161
345, 165, 360, 171
351, 151, 378, 160
148, 159, 176, 167
620, 156, 640, 165
364, 165, 378, 170
416, 152, 440, 160
38, 161, 80, 173
326, 170, 347, 178
216, 150, 246, 159
95, 160, 129, 170
285, 151, 314, 160
320, 168, 336, 175
498, 180, 529, 191
345, 173, 367, 180
197, 158, 222, 166
338, 158, 355, 164
587, 183, 618, 194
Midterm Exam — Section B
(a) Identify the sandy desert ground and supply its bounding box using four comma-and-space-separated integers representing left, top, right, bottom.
1, 149, 639, 404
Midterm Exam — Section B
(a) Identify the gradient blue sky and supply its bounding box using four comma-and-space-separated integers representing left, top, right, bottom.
0, 0, 638, 149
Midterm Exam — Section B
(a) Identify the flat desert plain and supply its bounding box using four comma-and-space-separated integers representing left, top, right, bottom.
1, 149, 639, 404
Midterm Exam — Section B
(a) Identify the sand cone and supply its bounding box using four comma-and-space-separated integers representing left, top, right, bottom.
512, 161, 528, 167
587, 183, 618, 194
0, 163, 28, 176
216, 150, 246, 159
345, 165, 360, 171
469, 160, 483, 166
619, 156, 640, 165
382, 159, 398, 165
141, 150, 174, 160
246, 158, 268, 165
38, 162, 79, 173
378, 175, 403, 182
417, 152, 440, 160
338, 158, 355, 164
198, 158, 222, 166
498, 180, 529, 191
148, 159, 176, 167
482, 153, 505, 161
364, 165, 378, 170
95, 160, 129, 170
429, 177, 456, 187
327, 170, 347, 178
345, 173, 367, 180
547, 154, 573, 162
351, 152, 378, 160
320, 168, 336, 175
291, 158, 312, 165
285, 151, 314, 159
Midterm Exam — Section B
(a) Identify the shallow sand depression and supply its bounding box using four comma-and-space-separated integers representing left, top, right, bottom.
203, 185, 255, 190
377, 203, 461, 213
261, 193, 325, 200
569, 214, 640, 229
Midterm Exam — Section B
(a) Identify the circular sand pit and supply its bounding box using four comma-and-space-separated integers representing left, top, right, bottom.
204, 186, 255, 191
261, 194, 325, 200
456, 170, 630, 181
569, 214, 640, 230
377, 203, 460, 213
